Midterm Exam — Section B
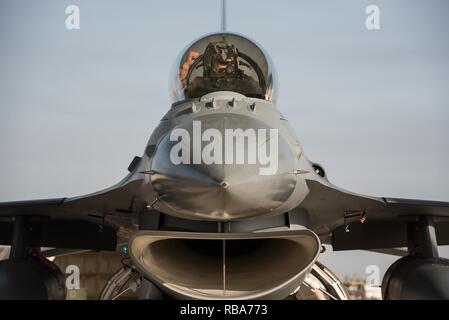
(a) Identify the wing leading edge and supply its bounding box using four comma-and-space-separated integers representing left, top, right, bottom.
298, 179, 449, 251
0, 175, 147, 251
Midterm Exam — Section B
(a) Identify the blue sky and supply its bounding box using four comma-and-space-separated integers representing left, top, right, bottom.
1, 0, 448, 279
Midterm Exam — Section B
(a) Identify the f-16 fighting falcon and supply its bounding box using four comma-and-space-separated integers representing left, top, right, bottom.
1, 27, 449, 300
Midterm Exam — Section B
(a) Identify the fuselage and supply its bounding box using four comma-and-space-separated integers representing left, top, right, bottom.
138, 91, 315, 222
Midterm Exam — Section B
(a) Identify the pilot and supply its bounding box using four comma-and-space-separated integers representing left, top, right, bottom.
180, 50, 200, 87
179, 42, 265, 100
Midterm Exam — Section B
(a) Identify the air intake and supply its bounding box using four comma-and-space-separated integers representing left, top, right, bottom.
129, 229, 320, 299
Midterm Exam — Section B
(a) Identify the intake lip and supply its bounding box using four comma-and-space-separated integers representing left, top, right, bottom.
129, 229, 321, 300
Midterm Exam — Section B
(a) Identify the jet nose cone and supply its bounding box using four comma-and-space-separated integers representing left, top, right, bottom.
149, 114, 297, 220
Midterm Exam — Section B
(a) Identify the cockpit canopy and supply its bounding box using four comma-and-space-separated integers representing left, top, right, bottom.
170, 33, 277, 104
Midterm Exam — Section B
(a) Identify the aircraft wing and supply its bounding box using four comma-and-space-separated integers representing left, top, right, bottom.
0, 175, 146, 252
299, 179, 449, 251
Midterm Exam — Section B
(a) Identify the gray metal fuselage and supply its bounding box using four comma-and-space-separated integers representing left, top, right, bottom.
125, 93, 326, 299
137, 91, 317, 223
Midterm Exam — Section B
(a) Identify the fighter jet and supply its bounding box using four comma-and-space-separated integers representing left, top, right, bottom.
1, 31, 449, 300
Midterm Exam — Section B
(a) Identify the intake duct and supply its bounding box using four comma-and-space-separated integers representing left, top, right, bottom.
129, 229, 320, 299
